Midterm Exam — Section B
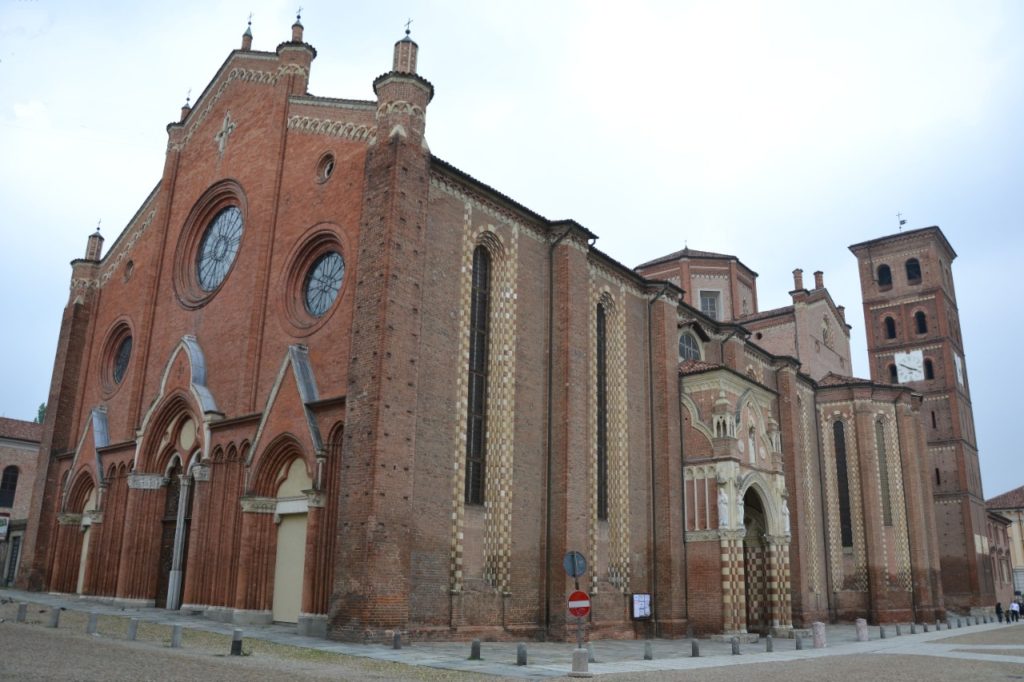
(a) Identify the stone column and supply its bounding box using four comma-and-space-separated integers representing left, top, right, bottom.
165, 474, 193, 610
181, 465, 210, 608
299, 489, 327, 637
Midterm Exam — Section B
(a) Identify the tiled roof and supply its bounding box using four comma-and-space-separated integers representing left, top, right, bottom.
0, 417, 43, 443
637, 247, 738, 270
816, 372, 874, 387
740, 305, 794, 324
679, 360, 723, 375
987, 484, 1024, 510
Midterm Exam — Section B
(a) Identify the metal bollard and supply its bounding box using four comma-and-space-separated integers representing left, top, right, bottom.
731, 636, 740, 655
879, 626, 886, 639
795, 634, 803, 650
812, 622, 827, 649
231, 629, 244, 656
16, 603, 27, 623
47, 608, 60, 628
691, 639, 700, 657
469, 639, 481, 660
127, 618, 139, 641
171, 624, 182, 648
923, 623, 930, 633
86, 612, 98, 635
392, 632, 402, 650
643, 640, 653, 660
895, 623, 902, 636
766, 634, 773, 652
910, 623, 917, 634
587, 642, 595, 663
516, 643, 528, 666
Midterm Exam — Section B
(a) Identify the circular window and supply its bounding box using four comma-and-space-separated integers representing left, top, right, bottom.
101, 322, 133, 395
280, 227, 348, 335
173, 181, 247, 309
316, 153, 336, 183
304, 251, 345, 317
197, 206, 243, 291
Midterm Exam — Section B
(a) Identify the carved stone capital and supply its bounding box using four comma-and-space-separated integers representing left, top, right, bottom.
305, 489, 327, 508
191, 465, 211, 482
240, 496, 276, 514
58, 513, 83, 526
128, 473, 166, 490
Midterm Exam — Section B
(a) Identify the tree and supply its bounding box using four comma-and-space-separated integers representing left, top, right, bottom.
35, 402, 46, 424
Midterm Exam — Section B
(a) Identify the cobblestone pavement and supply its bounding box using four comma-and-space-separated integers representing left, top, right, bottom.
2, 588, 1022, 680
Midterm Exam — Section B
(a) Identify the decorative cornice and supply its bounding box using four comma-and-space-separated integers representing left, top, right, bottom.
868, 294, 936, 312
287, 116, 376, 143
169, 64, 309, 152
375, 100, 425, 121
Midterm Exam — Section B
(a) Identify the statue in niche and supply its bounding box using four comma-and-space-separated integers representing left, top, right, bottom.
718, 487, 729, 529
736, 494, 745, 530
782, 499, 791, 534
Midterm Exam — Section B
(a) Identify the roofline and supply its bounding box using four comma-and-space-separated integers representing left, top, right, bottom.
637, 249, 759, 278
849, 225, 957, 260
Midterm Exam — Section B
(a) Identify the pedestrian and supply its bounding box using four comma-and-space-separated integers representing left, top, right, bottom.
1010, 599, 1021, 623
996, 602, 1003, 622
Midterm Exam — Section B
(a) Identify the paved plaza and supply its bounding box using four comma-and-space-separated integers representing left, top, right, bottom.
1, 588, 1022, 680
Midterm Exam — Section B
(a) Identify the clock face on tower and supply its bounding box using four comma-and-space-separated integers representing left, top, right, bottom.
895, 349, 925, 382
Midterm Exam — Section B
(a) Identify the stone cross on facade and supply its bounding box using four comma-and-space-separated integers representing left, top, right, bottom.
214, 112, 237, 155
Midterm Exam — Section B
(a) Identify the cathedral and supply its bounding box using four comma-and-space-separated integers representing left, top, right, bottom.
19, 20, 992, 641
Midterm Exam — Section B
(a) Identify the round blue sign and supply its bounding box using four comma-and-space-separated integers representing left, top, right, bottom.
563, 551, 587, 578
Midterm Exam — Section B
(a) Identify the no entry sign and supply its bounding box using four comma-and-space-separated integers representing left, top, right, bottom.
567, 590, 591, 618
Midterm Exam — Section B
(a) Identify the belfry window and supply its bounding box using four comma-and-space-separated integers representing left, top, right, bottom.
924, 358, 935, 380
915, 311, 928, 334
464, 246, 491, 506
888, 364, 898, 384
906, 258, 922, 284
877, 264, 892, 290
596, 303, 608, 521
833, 421, 854, 547
884, 316, 897, 340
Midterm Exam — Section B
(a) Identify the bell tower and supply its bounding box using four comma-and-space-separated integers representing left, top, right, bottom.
849, 226, 992, 611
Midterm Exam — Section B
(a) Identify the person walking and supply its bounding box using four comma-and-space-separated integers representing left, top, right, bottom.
996, 602, 1004, 622
1010, 599, 1021, 623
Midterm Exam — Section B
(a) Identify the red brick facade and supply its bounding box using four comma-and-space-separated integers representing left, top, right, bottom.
21, 22, 986, 642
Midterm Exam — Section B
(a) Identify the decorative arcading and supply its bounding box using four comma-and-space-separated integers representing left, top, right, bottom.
587, 282, 631, 594
169, 64, 309, 152
448, 209, 519, 593
375, 100, 425, 121
286, 116, 376, 143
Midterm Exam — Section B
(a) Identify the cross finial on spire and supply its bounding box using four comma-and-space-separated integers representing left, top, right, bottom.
405, 17, 413, 36
185, 87, 192, 107
296, 6, 302, 22
95, 219, 102, 234
897, 211, 907, 230
248, 11, 252, 27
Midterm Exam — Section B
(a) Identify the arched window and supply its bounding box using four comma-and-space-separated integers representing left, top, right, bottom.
924, 358, 935, 380
875, 420, 893, 526
877, 264, 892, 290
678, 332, 701, 362
596, 303, 608, 521
884, 317, 897, 339
931, 410, 937, 429
0, 466, 18, 507
915, 311, 928, 334
906, 258, 922, 284
888, 364, 898, 384
464, 246, 491, 505
833, 422, 853, 547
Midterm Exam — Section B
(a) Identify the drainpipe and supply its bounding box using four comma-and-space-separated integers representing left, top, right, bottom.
647, 283, 671, 635
544, 226, 573, 635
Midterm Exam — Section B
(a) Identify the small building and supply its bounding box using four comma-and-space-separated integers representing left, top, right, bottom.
0, 417, 41, 586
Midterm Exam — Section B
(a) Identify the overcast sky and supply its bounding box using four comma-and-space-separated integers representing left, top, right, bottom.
1, 1, 1021, 497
